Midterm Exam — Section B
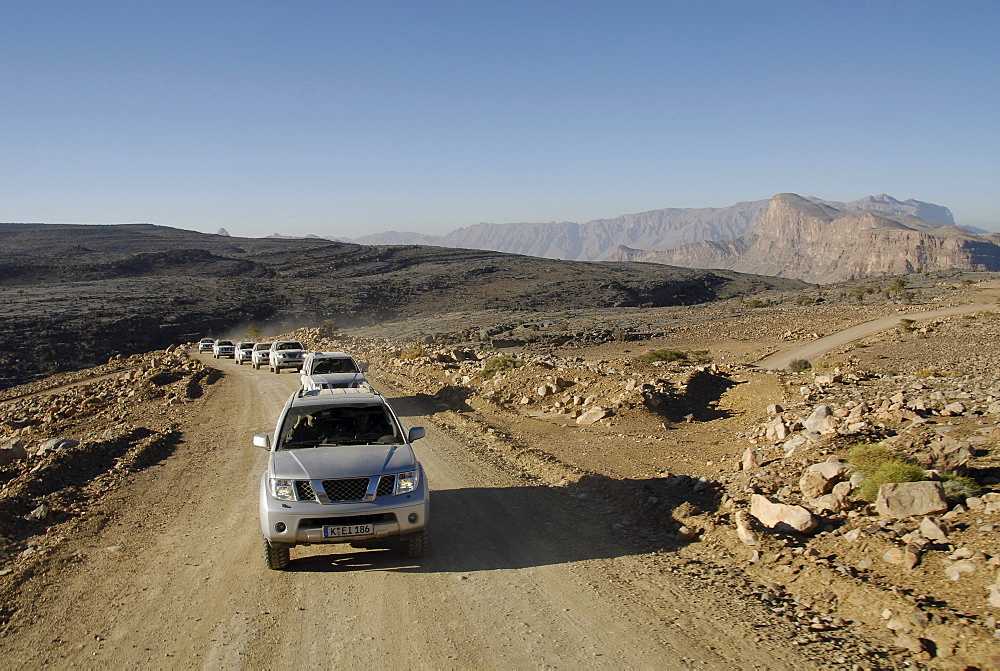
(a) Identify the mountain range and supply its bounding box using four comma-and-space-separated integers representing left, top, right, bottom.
340, 194, 959, 261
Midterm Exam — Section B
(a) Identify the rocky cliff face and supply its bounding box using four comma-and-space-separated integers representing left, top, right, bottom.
610, 194, 1000, 283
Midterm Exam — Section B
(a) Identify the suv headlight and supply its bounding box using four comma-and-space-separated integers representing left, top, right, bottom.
396, 471, 419, 494
270, 478, 296, 501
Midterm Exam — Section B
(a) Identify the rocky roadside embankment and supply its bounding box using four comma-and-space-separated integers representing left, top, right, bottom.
0, 348, 218, 599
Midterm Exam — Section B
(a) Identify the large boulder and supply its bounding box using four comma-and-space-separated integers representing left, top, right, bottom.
875, 481, 948, 519
750, 494, 818, 534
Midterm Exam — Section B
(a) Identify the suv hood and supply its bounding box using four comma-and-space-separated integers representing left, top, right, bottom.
270, 444, 416, 480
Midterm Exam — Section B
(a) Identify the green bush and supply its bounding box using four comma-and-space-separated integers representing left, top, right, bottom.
788, 359, 811, 373
849, 443, 926, 501
857, 461, 927, 501
480, 355, 522, 378
847, 443, 894, 471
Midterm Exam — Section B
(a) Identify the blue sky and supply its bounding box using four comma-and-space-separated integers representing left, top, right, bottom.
2, 1, 998, 238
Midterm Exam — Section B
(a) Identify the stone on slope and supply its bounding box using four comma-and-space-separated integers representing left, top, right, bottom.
750, 494, 817, 534
875, 481, 948, 519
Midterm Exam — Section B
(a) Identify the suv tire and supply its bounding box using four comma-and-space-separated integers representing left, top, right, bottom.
253, 361, 259, 370
262, 536, 290, 570
401, 530, 428, 558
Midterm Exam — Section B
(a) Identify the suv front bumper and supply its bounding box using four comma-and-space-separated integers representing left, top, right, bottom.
259, 474, 429, 546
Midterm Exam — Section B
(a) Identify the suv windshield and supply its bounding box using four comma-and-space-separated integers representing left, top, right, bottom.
312, 358, 359, 375
255, 343, 273, 351
240, 343, 254, 349
217, 340, 234, 346
279, 404, 401, 448
276, 342, 303, 351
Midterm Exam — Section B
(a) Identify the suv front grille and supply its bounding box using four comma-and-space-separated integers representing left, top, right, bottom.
322, 477, 370, 501
296, 480, 316, 501
376, 475, 396, 497
290, 476, 403, 502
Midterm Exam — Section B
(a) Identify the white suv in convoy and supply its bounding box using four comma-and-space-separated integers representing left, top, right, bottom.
198, 337, 215, 353
299, 351, 368, 391
269, 340, 306, 373
251, 342, 273, 370
213, 339, 236, 358
235, 341, 255, 365
255, 387, 429, 570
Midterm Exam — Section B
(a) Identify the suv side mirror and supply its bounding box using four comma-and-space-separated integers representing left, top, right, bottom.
407, 427, 425, 442
253, 434, 271, 450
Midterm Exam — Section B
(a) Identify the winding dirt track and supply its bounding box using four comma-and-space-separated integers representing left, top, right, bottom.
2, 356, 812, 669
756, 303, 997, 371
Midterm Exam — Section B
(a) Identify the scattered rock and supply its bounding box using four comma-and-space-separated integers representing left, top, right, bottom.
575, 407, 608, 426
750, 494, 817, 534
883, 547, 921, 569
875, 481, 948, 519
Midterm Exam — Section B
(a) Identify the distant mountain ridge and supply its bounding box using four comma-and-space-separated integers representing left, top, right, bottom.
341, 194, 956, 261
609, 193, 1000, 283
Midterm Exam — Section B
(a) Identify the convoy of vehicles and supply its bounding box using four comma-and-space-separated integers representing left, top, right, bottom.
195, 336, 424, 571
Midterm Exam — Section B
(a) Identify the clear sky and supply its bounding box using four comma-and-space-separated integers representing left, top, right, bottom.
2, 1, 998, 238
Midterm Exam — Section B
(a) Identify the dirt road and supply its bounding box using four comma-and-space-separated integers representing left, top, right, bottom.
755, 303, 998, 371
1, 355, 820, 669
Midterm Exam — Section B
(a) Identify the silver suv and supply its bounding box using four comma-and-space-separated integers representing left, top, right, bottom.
269, 340, 306, 373
212, 339, 236, 359
251, 342, 273, 370
235, 341, 255, 365
299, 351, 368, 391
255, 388, 429, 570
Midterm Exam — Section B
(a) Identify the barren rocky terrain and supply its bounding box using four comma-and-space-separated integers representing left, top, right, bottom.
0, 222, 803, 388
2, 263, 1000, 667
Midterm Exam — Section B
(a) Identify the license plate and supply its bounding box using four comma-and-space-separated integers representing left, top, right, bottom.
323, 524, 373, 538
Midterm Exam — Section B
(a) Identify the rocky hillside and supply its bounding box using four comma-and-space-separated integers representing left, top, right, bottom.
610, 194, 1000, 284
350, 194, 956, 261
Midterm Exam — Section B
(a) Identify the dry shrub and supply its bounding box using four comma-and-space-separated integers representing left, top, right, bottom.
480, 355, 521, 378
398, 345, 428, 360
788, 359, 811, 373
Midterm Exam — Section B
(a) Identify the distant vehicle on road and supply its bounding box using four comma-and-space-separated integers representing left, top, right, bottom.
268, 340, 306, 374
251, 342, 273, 370
299, 351, 368, 390
255, 387, 428, 569
213, 339, 236, 359
235, 341, 255, 365
198, 338, 215, 353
